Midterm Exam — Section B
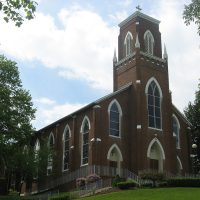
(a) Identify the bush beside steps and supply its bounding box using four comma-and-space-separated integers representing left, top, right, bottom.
167, 177, 200, 187
117, 180, 138, 190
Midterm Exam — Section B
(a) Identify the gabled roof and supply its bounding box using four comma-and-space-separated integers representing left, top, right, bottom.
172, 104, 192, 126
37, 82, 132, 132
119, 11, 160, 28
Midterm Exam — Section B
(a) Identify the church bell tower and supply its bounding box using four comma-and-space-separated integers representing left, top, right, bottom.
113, 11, 176, 173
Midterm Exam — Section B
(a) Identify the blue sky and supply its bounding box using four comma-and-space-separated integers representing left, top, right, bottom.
0, 0, 199, 129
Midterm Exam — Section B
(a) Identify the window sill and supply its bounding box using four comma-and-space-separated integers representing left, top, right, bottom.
62, 169, 69, 173
109, 134, 121, 139
81, 163, 88, 167
148, 127, 163, 132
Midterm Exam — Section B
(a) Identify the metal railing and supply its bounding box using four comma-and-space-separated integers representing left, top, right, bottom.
37, 165, 143, 192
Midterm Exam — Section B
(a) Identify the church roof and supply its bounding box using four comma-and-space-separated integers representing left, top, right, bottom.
37, 82, 132, 132
172, 104, 192, 126
118, 11, 160, 28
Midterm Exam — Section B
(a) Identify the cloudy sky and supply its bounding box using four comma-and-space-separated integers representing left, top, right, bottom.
0, 0, 199, 129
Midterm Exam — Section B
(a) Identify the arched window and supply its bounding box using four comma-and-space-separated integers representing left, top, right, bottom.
34, 139, 40, 158
124, 31, 133, 57
47, 132, 54, 175
144, 30, 154, 55
146, 79, 162, 129
147, 138, 165, 172
63, 125, 70, 171
34, 139, 40, 178
108, 100, 122, 137
34, 139, 40, 168
172, 115, 180, 148
81, 117, 90, 166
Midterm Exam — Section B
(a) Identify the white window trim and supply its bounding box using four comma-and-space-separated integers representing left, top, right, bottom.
107, 143, 123, 161
108, 99, 122, 138
124, 31, 133, 57
147, 138, 165, 160
47, 132, 55, 176
177, 156, 183, 170
144, 30, 154, 55
145, 77, 163, 130
34, 139, 40, 152
62, 124, 71, 172
172, 114, 181, 149
80, 116, 90, 166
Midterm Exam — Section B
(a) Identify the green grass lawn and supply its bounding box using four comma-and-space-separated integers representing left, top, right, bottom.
82, 188, 200, 200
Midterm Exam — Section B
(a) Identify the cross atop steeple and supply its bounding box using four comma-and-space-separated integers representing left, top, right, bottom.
136, 5, 142, 12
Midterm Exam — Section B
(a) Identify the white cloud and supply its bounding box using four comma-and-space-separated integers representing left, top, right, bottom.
118, 0, 133, 7
35, 97, 56, 105
33, 97, 86, 129
0, 0, 199, 115
109, 10, 128, 24
151, 0, 200, 111
0, 6, 118, 91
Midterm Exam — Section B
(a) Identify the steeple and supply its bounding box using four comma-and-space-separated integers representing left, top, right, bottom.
163, 44, 168, 60
113, 48, 117, 63
135, 33, 140, 48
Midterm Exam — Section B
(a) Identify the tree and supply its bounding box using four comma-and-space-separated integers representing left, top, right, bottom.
0, 0, 37, 27
184, 81, 200, 174
0, 55, 36, 193
183, 0, 200, 35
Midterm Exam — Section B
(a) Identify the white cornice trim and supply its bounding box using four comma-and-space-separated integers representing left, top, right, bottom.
115, 52, 136, 67
140, 51, 166, 63
119, 11, 160, 28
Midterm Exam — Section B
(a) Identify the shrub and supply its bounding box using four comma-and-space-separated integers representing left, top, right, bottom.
0, 196, 20, 200
157, 181, 167, 187
49, 192, 70, 200
167, 178, 200, 187
86, 174, 101, 183
76, 177, 86, 188
140, 182, 153, 188
112, 175, 125, 187
139, 170, 166, 187
117, 180, 138, 190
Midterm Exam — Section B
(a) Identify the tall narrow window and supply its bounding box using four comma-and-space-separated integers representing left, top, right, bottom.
81, 117, 90, 166
34, 139, 40, 178
34, 139, 40, 159
144, 30, 154, 55
172, 115, 180, 148
147, 79, 162, 129
108, 100, 122, 137
63, 126, 70, 171
124, 32, 133, 57
47, 133, 54, 175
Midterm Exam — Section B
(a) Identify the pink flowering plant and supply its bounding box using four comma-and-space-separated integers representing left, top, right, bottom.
86, 173, 101, 183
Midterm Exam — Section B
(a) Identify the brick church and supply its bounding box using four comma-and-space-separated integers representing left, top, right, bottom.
29, 11, 191, 193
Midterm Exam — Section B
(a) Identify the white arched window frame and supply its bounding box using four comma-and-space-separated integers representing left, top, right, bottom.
177, 156, 183, 170
147, 138, 165, 172
34, 139, 40, 160
144, 30, 154, 55
34, 139, 40, 178
63, 125, 71, 171
124, 31, 133, 57
108, 99, 122, 138
80, 116, 90, 166
47, 132, 55, 175
145, 77, 162, 130
147, 138, 166, 160
172, 114, 180, 149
